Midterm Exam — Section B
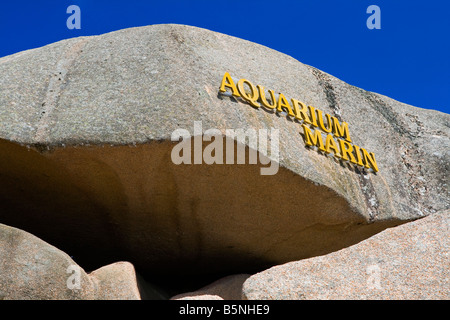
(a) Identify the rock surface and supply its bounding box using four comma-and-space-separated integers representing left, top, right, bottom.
242, 210, 449, 300
175, 294, 223, 300
88, 262, 144, 300
171, 274, 250, 300
0, 24, 448, 281
0, 223, 143, 300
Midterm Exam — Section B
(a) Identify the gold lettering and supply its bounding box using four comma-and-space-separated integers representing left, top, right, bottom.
257, 85, 277, 109
361, 148, 379, 172
237, 78, 260, 108
325, 134, 340, 157
217, 74, 379, 173
317, 109, 333, 133
219, 72, 240, 97
302, 125, 325, 151
332, 117, 352, 142
291, 98, 312, 123
353, 145, 364, 166
277, 93, 295, 117
308, 105, 319, 127
338, 139, 356, 163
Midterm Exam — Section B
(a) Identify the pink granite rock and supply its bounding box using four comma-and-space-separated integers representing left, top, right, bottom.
243, 210, 449, 300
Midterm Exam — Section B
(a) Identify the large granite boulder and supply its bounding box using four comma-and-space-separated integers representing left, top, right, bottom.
242, 210, 449, 300
0, 223, 143, 299
0, 24, 448, 280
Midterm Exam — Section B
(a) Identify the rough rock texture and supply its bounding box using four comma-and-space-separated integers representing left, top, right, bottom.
175, 294, 223, 300
242, 210, 449, 300
88, 262, 143, 300
171, 274, 250, 300
0, 24, 448, 279
0, 223, 142, 300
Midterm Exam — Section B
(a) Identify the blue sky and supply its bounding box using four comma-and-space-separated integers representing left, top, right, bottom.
0, 0, 448, 114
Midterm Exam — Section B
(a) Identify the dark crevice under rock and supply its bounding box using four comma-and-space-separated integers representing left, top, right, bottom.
0, 138, 403, 296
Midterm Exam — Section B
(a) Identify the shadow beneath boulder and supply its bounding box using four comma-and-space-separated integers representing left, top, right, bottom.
0, 138, 404, 296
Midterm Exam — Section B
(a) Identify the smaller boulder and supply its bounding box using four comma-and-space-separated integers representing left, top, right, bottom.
171, 274, 250, 300
0, 223, 142, 300
243, 211, 449, 300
